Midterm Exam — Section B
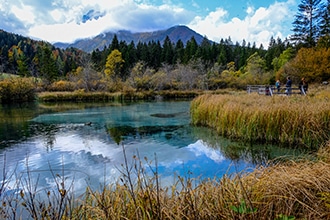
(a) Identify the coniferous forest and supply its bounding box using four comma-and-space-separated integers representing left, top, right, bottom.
0, 0, 329, 97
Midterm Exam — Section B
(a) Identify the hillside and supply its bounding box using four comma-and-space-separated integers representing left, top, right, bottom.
0, 29, 85, 76
54, 25, 206, 53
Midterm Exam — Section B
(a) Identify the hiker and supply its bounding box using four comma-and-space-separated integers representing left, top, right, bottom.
275, 80, 281, 92
299, 77, 308, 94
285, 76, 292, 95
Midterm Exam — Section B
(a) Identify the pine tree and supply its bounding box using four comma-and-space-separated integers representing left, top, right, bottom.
183, 36, 198, 64
17, 52, 29, 76
149, 41, 162, 68
320, 0, 330, 37
39, 46, 58, 83
217, 39, 227, 66
109, 34, 119, 51
161, 36, 174, 65
173, 39, 184, 64
198, 36, 211, 62
291, 0, 323, 47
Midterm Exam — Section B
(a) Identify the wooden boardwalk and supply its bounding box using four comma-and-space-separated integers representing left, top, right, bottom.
247, 85, 306, 96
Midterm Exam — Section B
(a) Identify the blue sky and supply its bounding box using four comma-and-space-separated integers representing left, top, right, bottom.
0, 0, 298, 47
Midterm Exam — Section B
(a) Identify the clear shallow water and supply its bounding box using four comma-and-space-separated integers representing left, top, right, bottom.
0, 101, 301, 196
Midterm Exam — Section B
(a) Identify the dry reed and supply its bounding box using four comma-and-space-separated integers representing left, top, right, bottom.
69, 142, 330, 219
190, 92, 330, 148
2, 143, 330, 219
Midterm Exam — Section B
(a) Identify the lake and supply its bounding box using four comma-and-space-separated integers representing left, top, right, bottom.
0, 100, 302, 196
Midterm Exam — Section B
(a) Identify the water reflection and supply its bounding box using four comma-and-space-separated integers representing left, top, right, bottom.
0, 101, 304, 196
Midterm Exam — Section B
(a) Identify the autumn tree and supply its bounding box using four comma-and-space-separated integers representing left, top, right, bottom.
104, 49, 125, 81
128, 61, 155, 90
289, 47, 330, 82
68, 55, 104, 91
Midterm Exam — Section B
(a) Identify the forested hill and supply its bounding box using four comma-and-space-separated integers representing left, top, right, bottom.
1, 27, 290, 83
0, 29, 85, 77
54, 25, 206, 53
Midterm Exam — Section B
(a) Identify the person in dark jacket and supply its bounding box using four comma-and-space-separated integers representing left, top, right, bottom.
285, 76, 292, 95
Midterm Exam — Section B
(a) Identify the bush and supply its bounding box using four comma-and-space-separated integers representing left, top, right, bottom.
48, 80, 75, 92
0, 77, 36, 103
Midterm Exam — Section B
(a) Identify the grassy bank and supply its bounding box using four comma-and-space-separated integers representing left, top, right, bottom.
1, 142, 330, 219
37, 90, 202, 102
190, 89, 330, 148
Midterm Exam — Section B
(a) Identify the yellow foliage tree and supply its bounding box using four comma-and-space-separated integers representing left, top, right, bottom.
289, 48, 330, 83
104, 49, 124, 80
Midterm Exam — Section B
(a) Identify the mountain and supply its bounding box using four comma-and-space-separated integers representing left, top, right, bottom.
54, 25, 206, 53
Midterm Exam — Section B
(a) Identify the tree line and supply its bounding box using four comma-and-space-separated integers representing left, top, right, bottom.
0, 0, 329, 92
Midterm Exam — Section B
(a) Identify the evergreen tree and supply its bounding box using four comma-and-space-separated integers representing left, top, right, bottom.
91, 48, 102, 71
210, 42, 219, 64
217, 39, 227, 66
121, 41, 138, 77
235, 39, 248, 69
183, 36, 198, 64
173, 39, 185, 64
39, 46, 58, 83
265, 37, 286, 70
17, 53, 29, 76
136, 42, 150, 65
291, 0, 323, 47
161, 36, 174, 65
149, 41, 162, 68
224, 37, 234, 63
198, 36, 212, 62
109, 35, 119, 51
320, 0, 330, 37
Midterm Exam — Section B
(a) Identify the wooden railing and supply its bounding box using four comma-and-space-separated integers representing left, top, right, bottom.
247, 85, 306, 96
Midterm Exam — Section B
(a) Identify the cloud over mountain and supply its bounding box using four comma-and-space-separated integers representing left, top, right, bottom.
0, 0, 297, 47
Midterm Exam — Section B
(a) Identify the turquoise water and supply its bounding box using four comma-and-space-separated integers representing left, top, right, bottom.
0, 101, 300, 196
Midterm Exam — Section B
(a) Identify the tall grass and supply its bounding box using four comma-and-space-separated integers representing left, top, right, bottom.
190, 91, 330, 148
65, 141, 330, 219
37, 90, 200, 102
2, 142, 330, 219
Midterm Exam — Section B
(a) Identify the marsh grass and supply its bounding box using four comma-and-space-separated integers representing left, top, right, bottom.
37, 90, 201, 102
190, 90, 330, 148
1, 142, 330, 219
72, 142, 330, 219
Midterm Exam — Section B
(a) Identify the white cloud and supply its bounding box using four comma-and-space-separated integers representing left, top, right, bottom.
24, 0, 192, 43
11, 4, 35, 25
1, 0, 296, 47
188, 0, 295, 48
